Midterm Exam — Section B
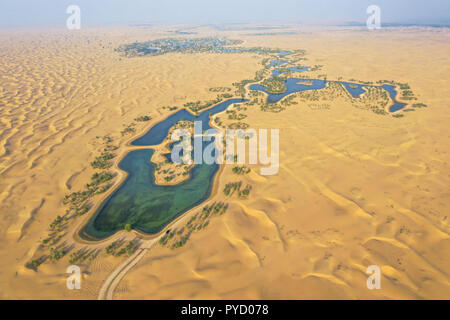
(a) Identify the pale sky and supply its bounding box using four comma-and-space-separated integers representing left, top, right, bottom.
0, 0, 449, 28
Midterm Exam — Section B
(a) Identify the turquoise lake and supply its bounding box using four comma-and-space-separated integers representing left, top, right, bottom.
81, 99, 246, 239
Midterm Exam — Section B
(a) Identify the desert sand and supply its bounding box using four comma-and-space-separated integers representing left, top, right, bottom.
0, 25, 449, 299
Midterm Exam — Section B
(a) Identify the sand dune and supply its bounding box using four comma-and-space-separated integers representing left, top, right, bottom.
0, 26, 449, 299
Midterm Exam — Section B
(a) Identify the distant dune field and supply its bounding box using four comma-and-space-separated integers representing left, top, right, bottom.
0, 26, 448, 299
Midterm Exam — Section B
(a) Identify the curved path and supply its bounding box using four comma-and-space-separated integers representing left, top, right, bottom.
97, 237, 160, 300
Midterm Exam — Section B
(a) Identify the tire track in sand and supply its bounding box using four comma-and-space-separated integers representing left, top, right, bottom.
97, 237, 160, 300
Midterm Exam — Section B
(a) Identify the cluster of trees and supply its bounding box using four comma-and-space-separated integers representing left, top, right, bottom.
170, 232, 191, 249
261, 77, 287, 94
164, 175, 175, 182
49, 215, 67, 232
28, 136, 119, 270
209, 87, 231, 92
117, 37, 243, 57
48, 247, 67, 262
173, 120, 194, 129
228, 122, 249, 130
309, 64, 323, 71
214, 116, 224, 128
105, 238, 140, 257
400, 89, 416, 100
239, 185, 252, 197
69, 248, 99, 264
232, 166, 250, 175
90, 151, 115, 169
184, 93, 233, 113
232, 58, 273, 98
375, 80, 419, 102
42, 234, 64, 247
88, 172, 114, 188
226, 109, 247, 120
63, 171, 115, 216
355, 86, 389, 115
159, 202, 229, 249
260, 103, 285, 113
121, 123, 136, 136
223, 181, 242, 196
280, 95, 298, 107
223, 181, 252, 197
162, 106, 178, 111
134, 115, 152, 122
27, 257, 45, 270
105, 239, 124, 255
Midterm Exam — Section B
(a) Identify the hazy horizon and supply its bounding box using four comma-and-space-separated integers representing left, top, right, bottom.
0, 0, 449, 28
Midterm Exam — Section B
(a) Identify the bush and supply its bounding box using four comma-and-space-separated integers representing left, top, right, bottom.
134, 115, 152, 122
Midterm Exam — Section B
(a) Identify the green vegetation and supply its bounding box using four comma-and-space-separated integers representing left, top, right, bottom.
355, 86, 389, 115
90, 152, 115, 169
28, 136, 118, 270
223, 181, 252, 197
309, 64, 323, 71
260, 103, 285, 113
134, 115, 152, 122
116, 37, 243, 57
401, 89, 414, 98
49, 215, 67, 232
30, 260, 41, 268
63, 170, 115, 217
28, 260, 42, 269
228, 122, 250, 130
232, 166, 251, 175
69, 248, 99, 264
295, 82, 389, 115
28, 45, 427, 272
232, 58, 274, 98
375, 80, 418, 102
183, 93, 233, 113
41, 234, 64, 247
48, 247, 67, 262
121, 123, 136, 136
399, 83, 410, 90
280, 95, 298, 107
105, 239, 140, 257
162, 106, 178, 111
88, 172, 114, 187
105, 239, 123, 255
226, 109, 247, 120
27, 257, 46, 270
240, 184, 252, 197
159, 202, 229, 249
261, 77, 286, 94
209, 87, 231, 92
